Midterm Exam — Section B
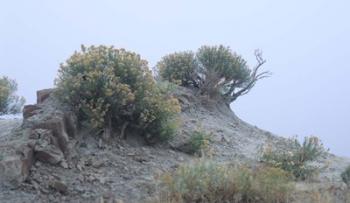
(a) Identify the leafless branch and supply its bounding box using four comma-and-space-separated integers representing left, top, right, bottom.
227, 50, 271, 103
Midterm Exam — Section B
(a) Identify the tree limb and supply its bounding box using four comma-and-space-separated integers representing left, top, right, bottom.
227, 49, 271, 103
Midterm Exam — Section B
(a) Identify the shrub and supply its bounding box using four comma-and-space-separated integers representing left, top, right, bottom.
55, 45, 180, 142
341, 165, 350, 186
157, 45, 269, 104
157, 52, 197, 87
187, 130, 211, 155
260, 136, 328, 180
156, 160, 294, 203
0, 76, 25, 115
196, 45, 251, 98
251, 166, 294, 203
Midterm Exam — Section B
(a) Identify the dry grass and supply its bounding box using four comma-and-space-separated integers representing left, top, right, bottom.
149, 159, 294, 203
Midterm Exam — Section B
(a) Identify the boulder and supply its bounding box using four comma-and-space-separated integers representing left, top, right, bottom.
36, 89, 54, 104
23, 105, 41, 119
49, 180, 68, 195
32, 128, 65, 165
29, 128, 59, 148
0, 142, 34, 188
34, 118, 69, 154
63, 113, 78, 138
34, 144, 65, 165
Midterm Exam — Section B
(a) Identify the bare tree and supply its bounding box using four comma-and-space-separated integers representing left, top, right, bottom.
224, 50, 271, 104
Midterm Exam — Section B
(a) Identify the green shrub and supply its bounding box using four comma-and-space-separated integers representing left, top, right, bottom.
55, 45, 180, 142
187, 130, 211, 155
261, 136, 328, 180
157, 52, 197, 87
156, 160, 294, 203
196, 45, 251, 97
157, 45, 269, 104
0, 76, 25, 115
341, 165, 350, 186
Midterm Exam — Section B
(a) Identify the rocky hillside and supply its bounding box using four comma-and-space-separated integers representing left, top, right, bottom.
0, 87, 349, 203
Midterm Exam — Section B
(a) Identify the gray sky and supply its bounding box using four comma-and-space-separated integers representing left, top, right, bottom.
1, 0, 349, 156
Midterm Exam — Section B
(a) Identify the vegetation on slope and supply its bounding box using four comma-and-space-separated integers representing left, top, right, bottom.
157, 45, 270, 104
260, 136, 328, 180
55, 45, 180, 142
154, 160, 294, 203
0, 76, 25, 115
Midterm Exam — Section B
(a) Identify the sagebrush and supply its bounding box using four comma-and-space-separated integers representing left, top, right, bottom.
157, 45, 269, 103
261, 136, 328, 180
55, 45, 181, 142
157, 52, 197, 87
187, 130, 211, 155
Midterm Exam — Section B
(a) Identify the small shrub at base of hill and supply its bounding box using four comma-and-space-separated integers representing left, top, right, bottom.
187, 130, 211, 155
155, 160, 294, 203
260, 136, 328, 181
341, 165, 350, 187
55, 45, 181, 142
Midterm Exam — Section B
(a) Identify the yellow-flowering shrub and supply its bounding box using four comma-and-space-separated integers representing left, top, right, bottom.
55, 45, 180, 142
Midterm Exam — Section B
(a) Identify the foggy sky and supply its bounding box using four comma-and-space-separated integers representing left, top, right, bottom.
1, 0, 349, 156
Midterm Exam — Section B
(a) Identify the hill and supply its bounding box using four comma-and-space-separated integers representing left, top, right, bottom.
0, 87, 349, 203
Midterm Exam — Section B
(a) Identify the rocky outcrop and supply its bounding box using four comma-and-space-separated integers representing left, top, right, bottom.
0, 140, 34, 188
37, 88, 55, 104
31, 129, 65, 165
23, 105, 41, 119
33, 119, 70, 155
0, 89, 77, 188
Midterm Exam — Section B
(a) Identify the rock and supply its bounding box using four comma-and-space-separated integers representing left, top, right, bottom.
33, 130, 65, 165
36, 89, 54, 104
97, 176, 107, 184
114, 199, 124, 203
49, 180, 68, 195
29, 129, 58, 146
23, 105, 41, 119
34, 118, 69, 154
35, 144, 65, 165
0, 142, 34, 187
76, 163, 83, 171
172, 141, 196, 155
221, 134, 230, 142
92, 158, 105, 168
60, 161, 68, 169
63, 113, 77, 138
98, 138, 103, 149
34, 161, 42, 167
